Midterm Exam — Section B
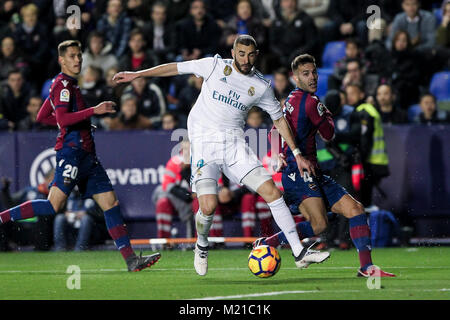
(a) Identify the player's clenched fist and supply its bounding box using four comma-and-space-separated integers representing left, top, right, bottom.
94, 101, 117, 114
112, 71, 138, 84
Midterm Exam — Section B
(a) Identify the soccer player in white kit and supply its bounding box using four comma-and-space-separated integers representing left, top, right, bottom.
114, 35, 329, 276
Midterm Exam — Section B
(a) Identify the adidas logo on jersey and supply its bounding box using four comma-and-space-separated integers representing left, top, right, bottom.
220, 77, 227, 83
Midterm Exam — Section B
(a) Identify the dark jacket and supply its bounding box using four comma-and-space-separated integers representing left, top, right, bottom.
142, 21, 177, 62
176, 15, 221, 56
269, 10, 318, 66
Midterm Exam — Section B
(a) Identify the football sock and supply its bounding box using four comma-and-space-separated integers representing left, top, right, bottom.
349, 213, 373, 271
195, 209, 213, 248
263, 212, 335, 247
267, 197, 303, 257
0, 200, 55, 223
103, 205, 135, 260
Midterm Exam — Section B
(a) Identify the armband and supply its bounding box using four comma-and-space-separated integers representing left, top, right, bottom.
292, 148, 302, 156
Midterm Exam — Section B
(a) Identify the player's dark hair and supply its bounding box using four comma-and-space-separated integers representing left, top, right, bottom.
291, 54, 316, 72
58, 40, 81, 56
233, 34, 257, 50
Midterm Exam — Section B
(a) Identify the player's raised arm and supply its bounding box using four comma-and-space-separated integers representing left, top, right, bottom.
54, 101, 115, 128
272, 116, 316, 177
112, 63, 180, 84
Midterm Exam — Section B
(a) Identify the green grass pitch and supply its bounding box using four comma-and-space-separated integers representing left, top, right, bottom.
0, 247, 449, 300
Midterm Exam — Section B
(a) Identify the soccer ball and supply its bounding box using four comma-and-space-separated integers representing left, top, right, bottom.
248, 245, 281, 278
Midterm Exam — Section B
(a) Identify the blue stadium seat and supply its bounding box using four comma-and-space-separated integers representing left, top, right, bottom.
40, 79, 53, 100
321, 41, 346, 69
429, 71, 450, 101
433, 8, 442, 26
316, 68, 333, 100
408, 104, 421, 123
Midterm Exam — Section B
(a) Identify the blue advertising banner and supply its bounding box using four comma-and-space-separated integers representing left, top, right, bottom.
1, 126, 450, 226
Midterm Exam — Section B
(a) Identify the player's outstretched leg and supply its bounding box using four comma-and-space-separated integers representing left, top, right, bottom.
349, 214, 395, 278
102, 204, 160, 272
253, 212, 336, 248
331, 194, 395, 277
0, 199, 56, 224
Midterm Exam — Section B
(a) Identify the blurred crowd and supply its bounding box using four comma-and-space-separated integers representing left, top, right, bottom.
0, 0, 449, 133
1, 0, 449, 250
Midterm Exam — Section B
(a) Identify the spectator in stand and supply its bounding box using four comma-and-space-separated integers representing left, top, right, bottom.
322, 0, 376, 46
416, 93, 450, 124
53, 188, 104, 251
82, 31, 119, 76
0, 69, 36, 129
268, 0, 319, 71
436, 0, 450, 69
364, 18, 392, 84
176, 0, 222, 61
437, 0, 450, 47
126, 0, 151, 27
80, 65, 109, 130
245, 106, 264, 129
220, 0, 267, 57
386, 0, 436, 53
161, 112, 179, 131
205, 0, 238, 28
123, 77, 167, 125
165, 0, 190, 23
17, 96, 54, 131
119, 28, 159, 72
142, 1, 177, 63
273, 67, 294, 101
176, 74, 203, 126
331, 59, 378, 99
389, 30, 422, 110
328, 38, 363, 90
106, 93, 152, 130
96, 0, 133, 58
375, 84, 408, 125
104, 66, 122, 106
13, 3, 50, 88
0, 36, 29, 83
298, 0, 330, 29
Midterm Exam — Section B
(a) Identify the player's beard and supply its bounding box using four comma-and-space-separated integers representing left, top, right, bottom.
235, 60, 253, 75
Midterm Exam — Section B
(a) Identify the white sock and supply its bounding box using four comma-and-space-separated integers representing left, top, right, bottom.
267, 197, 304, 257
195, 209, 213, 248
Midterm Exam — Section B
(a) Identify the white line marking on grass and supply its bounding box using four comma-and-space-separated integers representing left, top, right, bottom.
0, 266, 448, 274
194, 289, 450, 300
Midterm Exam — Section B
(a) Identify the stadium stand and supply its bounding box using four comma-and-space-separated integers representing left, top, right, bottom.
321, 41, 346, 69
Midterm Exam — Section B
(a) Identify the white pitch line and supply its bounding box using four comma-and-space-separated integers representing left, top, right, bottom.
194, 288, 450, 300
0, 265, 449, 274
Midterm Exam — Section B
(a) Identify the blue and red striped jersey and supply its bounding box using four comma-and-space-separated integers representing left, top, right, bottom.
283, 88, 335, 168
49, 73, 95, 152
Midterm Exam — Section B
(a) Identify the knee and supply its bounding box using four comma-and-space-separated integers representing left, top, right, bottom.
259, 184, 282, 203
200, 202, 216, 216
344, 201, 365, 218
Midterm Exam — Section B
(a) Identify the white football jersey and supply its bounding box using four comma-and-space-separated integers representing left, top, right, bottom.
177, 55, 283, 141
